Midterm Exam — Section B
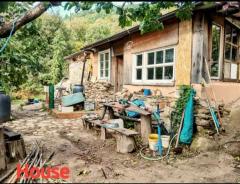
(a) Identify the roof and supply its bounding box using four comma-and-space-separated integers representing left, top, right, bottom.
65, 1, 237, 60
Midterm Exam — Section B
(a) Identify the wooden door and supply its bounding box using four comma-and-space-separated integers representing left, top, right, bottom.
116, 55, 123, 92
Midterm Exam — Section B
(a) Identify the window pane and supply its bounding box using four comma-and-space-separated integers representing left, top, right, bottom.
100, 70, 104, 77
156, 67, 163, 79
147, 68, 154, 80
232, 47, 237, 61
100, 54, 104, 62
212, 24, 220, 62
148, 52, 155, 65
105, 52, 109, 61
232, 28, 238, 45
211, 24, 221, 77
136, 54, 142, 66
224, 43, 231, 60
164, 66, 173, 79
100, 61, 104, 69
105, 60, 109, 69
156, 51, 163, 64
225, 24, 232, 43
210, 62, 219, 77
165, 49, 174, 63
105, 70, 109, 77
136, 69, 142, 80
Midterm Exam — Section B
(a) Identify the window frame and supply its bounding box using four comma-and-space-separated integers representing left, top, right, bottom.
132, 46, 176, 85
98, 49, 111, 81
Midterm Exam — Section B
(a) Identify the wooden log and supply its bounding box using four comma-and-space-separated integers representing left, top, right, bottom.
115, 134, 136, 153
0, 127, 7, 171
140, 115, 152, 145
100, 127, 106, 140
5, 138, 26, 161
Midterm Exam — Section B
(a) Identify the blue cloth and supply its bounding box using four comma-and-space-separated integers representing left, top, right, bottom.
179, 89, 196, 144
126, 99, 145, 118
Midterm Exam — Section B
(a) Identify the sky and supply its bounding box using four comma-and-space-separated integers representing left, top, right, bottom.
46, 2, 138, 18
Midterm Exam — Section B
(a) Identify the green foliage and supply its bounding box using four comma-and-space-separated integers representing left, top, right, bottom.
65, 1, 194, 34
171, 85, 191, 133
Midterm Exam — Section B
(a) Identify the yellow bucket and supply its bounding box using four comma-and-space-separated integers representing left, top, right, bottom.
148, 134, 159, 151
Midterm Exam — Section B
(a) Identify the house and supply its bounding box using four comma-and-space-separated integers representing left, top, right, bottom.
64, 1, 240, 104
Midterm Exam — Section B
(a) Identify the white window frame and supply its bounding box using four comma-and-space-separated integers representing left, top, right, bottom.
132, 46, 176, 85
98, 49, 111, 81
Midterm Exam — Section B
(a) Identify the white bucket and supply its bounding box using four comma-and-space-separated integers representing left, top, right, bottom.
161, 135, 170, 148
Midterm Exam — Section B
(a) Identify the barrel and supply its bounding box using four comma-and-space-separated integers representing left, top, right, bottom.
0, 91, 11, 123
73, 84, 84, 94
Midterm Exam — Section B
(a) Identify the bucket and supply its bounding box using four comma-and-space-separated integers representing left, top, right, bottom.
148, 134, 159, 151
148, 134, 170, 151
161, 135, 170, 148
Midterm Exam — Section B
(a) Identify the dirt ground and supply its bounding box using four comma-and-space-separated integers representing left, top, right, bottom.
2, 103, 240, 183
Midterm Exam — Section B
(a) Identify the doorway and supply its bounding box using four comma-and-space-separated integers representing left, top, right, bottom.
115, 55, 123, 92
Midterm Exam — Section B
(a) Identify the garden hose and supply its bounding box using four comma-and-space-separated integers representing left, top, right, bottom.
139, 134, 177, 161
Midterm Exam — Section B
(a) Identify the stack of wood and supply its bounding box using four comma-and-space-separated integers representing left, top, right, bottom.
84, 81, 115, 108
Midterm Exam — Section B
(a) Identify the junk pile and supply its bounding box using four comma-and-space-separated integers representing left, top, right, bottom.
0, 142, 57, 183
0, 127, 26, 172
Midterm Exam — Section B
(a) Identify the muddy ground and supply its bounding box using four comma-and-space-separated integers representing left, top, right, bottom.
2, 103, 240, 183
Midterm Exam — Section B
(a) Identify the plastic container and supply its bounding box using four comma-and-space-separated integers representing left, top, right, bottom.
148, 134, 170, 151
148, 134, 159, 151
161, 135, 170, 148
73, 84, 84, 94
143, 89, 152, 96
0, 90, 11, 123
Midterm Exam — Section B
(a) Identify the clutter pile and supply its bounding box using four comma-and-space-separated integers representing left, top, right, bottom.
0, 142, 57, 183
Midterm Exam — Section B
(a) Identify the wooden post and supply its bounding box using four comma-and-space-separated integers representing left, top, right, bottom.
0, 127, 6, 171
115, 134, 135, 153
100, 127, 106, 140
140, 114, 152, 145
108, 107, 115, 119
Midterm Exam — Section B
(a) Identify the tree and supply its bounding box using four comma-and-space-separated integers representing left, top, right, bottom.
0, 1, 196, 38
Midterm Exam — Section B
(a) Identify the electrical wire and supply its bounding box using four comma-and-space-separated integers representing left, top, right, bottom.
139, 134, 177, 161
0, 18, 17, 53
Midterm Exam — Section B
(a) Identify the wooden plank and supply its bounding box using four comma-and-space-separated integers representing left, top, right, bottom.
141, 114, 152, 145
113, 113, 141, 122
104, 102, 150, 115
109, 127, 138, 136
0, 127, 6, 171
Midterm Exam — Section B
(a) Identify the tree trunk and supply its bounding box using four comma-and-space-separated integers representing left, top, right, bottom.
0, 2, 60, 38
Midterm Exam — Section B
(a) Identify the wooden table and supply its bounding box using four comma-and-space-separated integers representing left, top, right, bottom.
102, 102, 152, 145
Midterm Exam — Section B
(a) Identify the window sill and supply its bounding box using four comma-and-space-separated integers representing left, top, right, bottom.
129, 81, 175, 87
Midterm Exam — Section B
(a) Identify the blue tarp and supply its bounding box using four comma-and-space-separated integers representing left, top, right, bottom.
179, 88, 196, 144
126, 99, 145, 118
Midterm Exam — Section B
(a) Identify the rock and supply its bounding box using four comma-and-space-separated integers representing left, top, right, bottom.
224, 142, 240, 157
190, 136, 219, 152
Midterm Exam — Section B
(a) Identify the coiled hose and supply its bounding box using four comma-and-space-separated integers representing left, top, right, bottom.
139, 134, 178, 161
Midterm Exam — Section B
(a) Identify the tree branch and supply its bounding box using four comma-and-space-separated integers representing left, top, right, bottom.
0, 2, 60, 38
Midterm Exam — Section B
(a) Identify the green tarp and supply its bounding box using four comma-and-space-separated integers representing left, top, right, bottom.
62, 92, 85, 107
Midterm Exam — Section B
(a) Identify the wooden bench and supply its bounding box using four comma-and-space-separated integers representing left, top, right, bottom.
103, 127, 139, 153
102, 102, 152, 145
82, 118, 139, 153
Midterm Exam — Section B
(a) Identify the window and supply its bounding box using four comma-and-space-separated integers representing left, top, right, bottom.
223, 22, 240, 80
133, 47, 175, 84
99, 49, 111, 80
210, 23, 221, 78
135, 54, 143, 80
